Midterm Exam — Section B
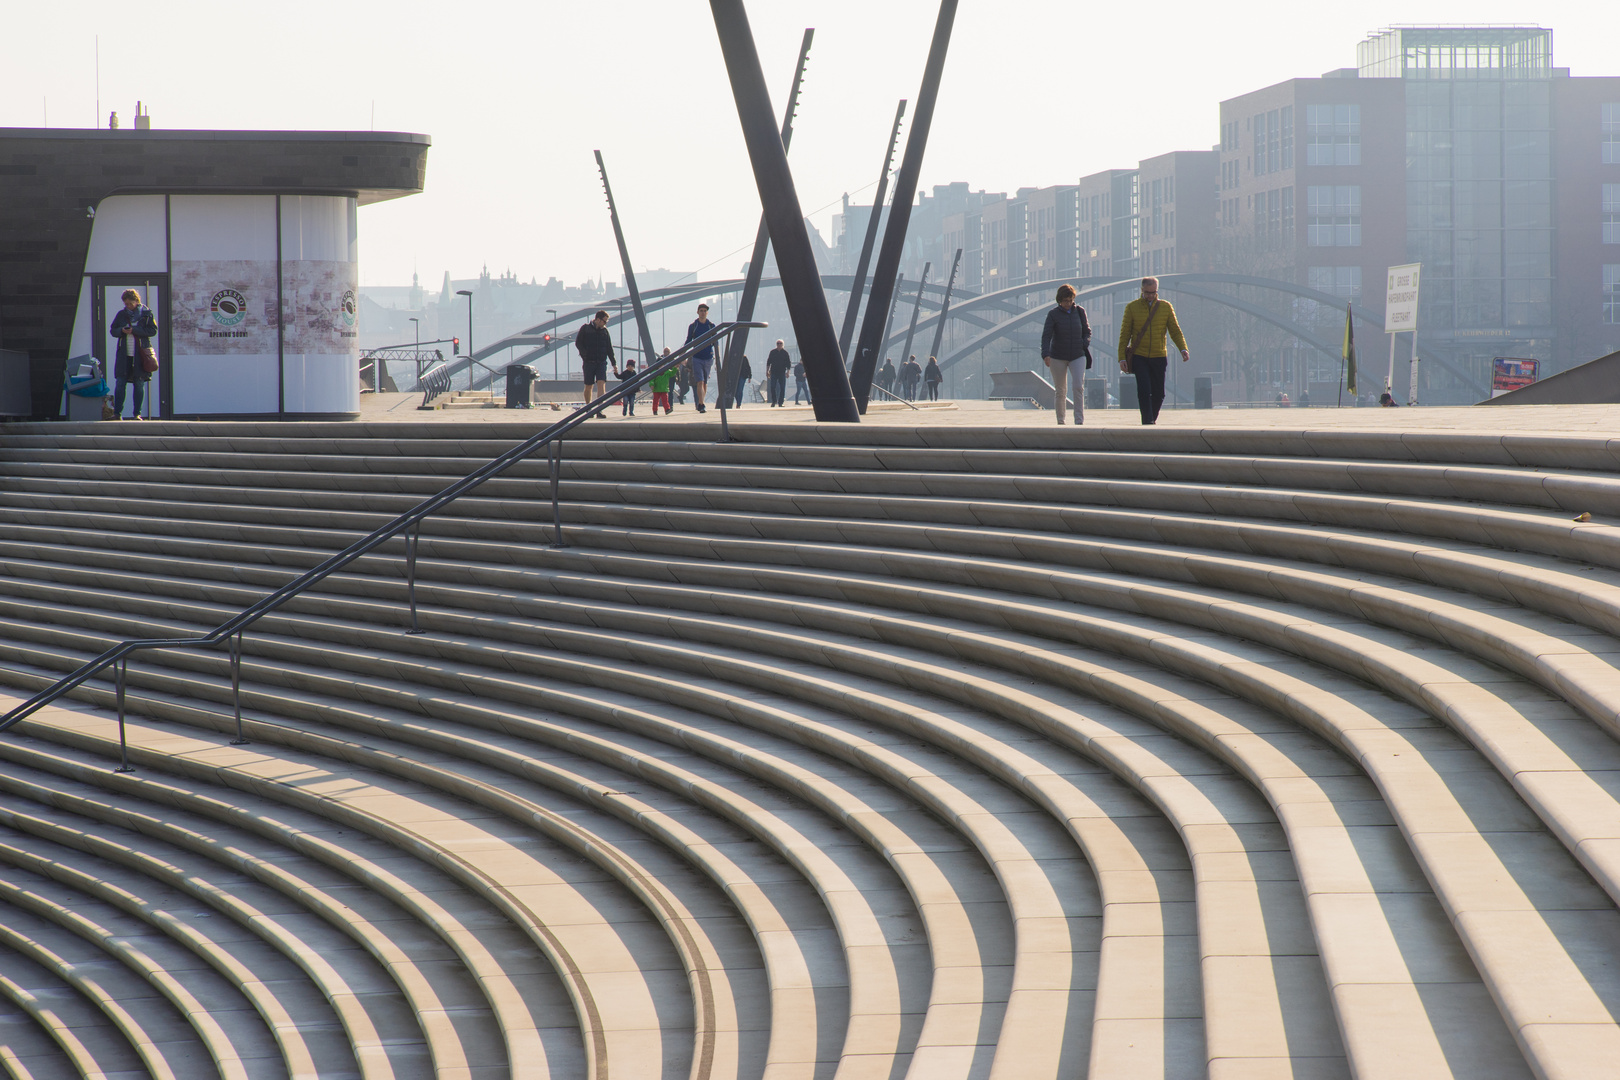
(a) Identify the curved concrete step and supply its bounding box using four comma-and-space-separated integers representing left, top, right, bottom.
0, 717, 584, 1080
9, 422, 1620, 1080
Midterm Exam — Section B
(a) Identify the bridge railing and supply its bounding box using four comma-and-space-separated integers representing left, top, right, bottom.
0, 322, 766, 769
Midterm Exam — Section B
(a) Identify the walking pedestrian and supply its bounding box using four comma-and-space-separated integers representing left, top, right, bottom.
1116, 276, 1188, 425
792, 359, 809, 404
649, 348, 677, 414
1040, 284, 1092, 425
109, 289, 157, 419
900, 355, 922, 401
683, 302, 717, 413
615, 357, 638, 415
574, 309, 614, 408
725, 354, 751, 408
765, 340, 791, 406
877, 358, 897, 398
923, 356, 943, 401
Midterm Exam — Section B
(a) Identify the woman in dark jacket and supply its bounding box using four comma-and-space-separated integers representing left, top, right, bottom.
109, 289, 158, 419
923, 357, 943, 401
1040, 283, 1092, 425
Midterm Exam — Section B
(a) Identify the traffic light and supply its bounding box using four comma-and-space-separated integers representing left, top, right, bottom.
543, 333, 552, 345
452, 337, 460, 355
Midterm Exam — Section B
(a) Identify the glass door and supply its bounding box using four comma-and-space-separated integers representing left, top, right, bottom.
93, 277, 168, 419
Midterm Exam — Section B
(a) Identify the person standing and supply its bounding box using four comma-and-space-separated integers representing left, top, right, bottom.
923, 356, 943, 401
1116, 276, 1188, 425
574, 309, 614, 407
683, 302, 717, 413
792, 359, 810, 405
109, 289, 158, 420
649, 348, 677, 414
1040, 284, 1092, 425
765, 340, 791, 407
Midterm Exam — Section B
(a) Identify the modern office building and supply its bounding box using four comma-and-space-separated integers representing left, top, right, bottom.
1217, 25, 1620, 403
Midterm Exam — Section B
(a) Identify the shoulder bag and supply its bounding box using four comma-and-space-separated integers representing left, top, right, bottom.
1121, 298, 1159, 375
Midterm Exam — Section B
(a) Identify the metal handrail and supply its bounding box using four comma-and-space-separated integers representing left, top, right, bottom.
869, 383, 921, 410
417, 361, 454, 409
1, 321, 766, 767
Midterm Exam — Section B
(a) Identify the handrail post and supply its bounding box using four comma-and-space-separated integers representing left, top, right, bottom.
405, 522, 425, 635
549, 439, 566, 547
115, 658, 133, 774
229, 632, 248, 745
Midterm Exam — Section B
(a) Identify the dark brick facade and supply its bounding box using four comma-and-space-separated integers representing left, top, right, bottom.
0, 128, 428, 417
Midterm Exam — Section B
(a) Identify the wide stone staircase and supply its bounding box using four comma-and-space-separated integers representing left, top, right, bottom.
2, 418, 1620, 1080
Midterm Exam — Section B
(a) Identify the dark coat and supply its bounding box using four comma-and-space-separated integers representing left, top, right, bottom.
1041, 303, 1092, 363
923, 359, 942, 385
574, 322, 614, 364
685, 318, 717, 360
766, 348, 792, 378
109, 305, 158, 382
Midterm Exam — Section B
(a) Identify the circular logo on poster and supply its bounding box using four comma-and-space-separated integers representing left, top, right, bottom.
210, 289, 248, 327
339, 289, 358, 328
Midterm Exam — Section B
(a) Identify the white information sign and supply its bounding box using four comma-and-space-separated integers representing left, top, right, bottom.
1385, 263, 1421, 332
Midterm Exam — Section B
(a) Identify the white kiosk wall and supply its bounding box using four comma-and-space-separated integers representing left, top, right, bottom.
73, 193, 360, 416
279, 195, 360, 414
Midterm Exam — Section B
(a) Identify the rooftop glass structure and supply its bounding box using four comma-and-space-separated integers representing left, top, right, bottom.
1358, 26, 1552, 79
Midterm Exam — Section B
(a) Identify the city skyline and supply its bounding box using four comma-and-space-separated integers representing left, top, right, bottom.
9, 2, 1620, 289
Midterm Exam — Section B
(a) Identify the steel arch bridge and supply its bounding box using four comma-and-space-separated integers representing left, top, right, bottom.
443, 271, 1482, 400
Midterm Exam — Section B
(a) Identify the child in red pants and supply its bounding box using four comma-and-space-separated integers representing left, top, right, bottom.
648, 355, 677, 415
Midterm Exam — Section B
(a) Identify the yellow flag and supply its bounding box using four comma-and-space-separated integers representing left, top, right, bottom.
1343, 302, 1357, 396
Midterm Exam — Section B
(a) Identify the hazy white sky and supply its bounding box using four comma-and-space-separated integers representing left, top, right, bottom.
6, 2, 1618, 288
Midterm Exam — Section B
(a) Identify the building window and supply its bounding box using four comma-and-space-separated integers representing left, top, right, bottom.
1307, 185, 1361, 246
1308, 265, 1363, 299
1281, 106, 1294, 170
1607, 266, 1620, 325
1604, 104, 1620, 165
1606, 184, 1620, 244
1306, 104, 1361, 166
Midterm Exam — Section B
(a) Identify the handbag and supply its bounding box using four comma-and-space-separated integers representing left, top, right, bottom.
1121, 298, 1159, 375
140, 346, 159, 374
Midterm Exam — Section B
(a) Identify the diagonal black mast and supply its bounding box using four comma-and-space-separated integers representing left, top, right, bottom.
595, 150, 658, 371
898, 262, 931, 370
720, 27, 814, 409
849, 0, 958, 411
709, 0, 858, 422
837, 99, 906, 362
928, 247, 963, 362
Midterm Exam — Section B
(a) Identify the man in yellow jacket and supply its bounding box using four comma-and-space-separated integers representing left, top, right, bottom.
1117, 277, 1189, 425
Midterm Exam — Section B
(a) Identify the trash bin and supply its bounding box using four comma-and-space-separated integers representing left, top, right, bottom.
63, 358, 109, 421
1118, 376, 1139, 413
505, 364, 537, 409
1194, 374, 1215, 410
1085, 378, 1108, 412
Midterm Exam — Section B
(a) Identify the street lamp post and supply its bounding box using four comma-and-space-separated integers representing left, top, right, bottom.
455, 289, 473, 388
546, 308, 558, 379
